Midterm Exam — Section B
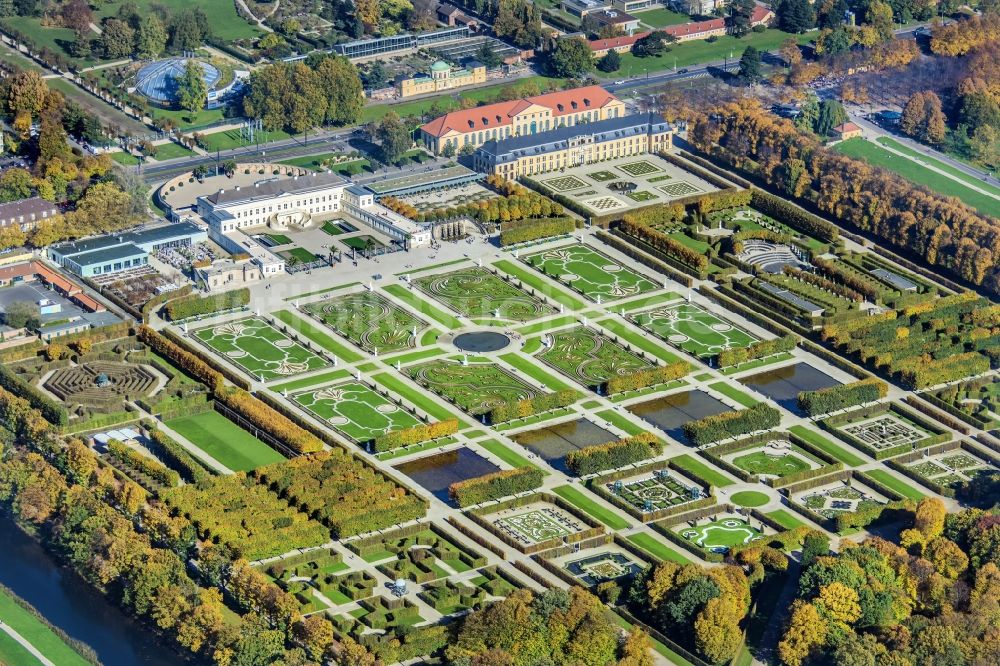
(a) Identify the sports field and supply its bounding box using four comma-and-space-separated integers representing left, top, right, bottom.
414, 267, 555, 322
165, 411, 285, 471
408, 360, 540, 416
539, 327, 654, 389
633, 302, 757, 358
294, 381, 422, 443
304, 292, 426, 354
525, 245, 658, 301
195, 318, 326, 380
676, 516, 764, 553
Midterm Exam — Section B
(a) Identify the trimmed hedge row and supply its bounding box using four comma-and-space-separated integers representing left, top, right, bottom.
147, 427, 212, 484
820, 403, 950, 460
164, 288, 250, 321
565, 432, 662, 476
106, 439, 179, 487
219, 387, 324, 454
489, 389, 578, 423
682, 403, 781, 446
0, 363, 67, 426
448, 467, 545, 507
618, 218, 709, 272
749, 189, 839, 242
717, 333, 797, 368
596, 230, 693, 288
137, 325, 224, 391
797, 378, 888, 416
499, 217, 576, 246
372, 419, 459, 452
605, 361, 688, 395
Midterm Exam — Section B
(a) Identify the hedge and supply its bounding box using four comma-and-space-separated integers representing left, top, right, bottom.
148, 427, 212, 484
717, 334, 797, 368
164, 288, 250, 321
137, 325, 224, 391
565, 432, 662, 476
618, 218, 709, 271
489, 389, 578, 423
682, 403, 781, 445
596, 231, 693, 287
372, 419, 459, 452
797, 378, 888, 416
605, 362, 688, 395
499, 217, 576, 246
0, 363, 67, 426
218, 387, 324, 454
449, 467, 545, 507
106, 439, 180, 487
820, 403, 950, 460
749, 189, 839, 242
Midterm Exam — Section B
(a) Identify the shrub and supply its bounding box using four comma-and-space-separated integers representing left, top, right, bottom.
148, 428, 211, 484
500, 217, 576, 246
748, 189, 838, 242
137, 325, 224, 391
164, 288, 250, 320
618, 218, 709, 270
449, 467, 544, 507
565, 432, 662, 476
372, 419, 459, 452
489, 389, 578, 423
106, 439, 179, 487
797, 378, 888, 416
0, 364, 67, 426
604, 362, 688, 394
683, 403, 781, 445
217, 387, 323, 454
717, 334, 797, 367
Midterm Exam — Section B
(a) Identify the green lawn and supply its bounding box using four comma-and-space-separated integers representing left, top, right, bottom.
834, 138, 1000, 219
516, 315, 579, 335
670, 454, 735, 487
626, 532, 692, 565
788, 425, 866, 467
271, 310, 365, 362
635, 7, 690, 27
594, 318, 682, 364
865, 469, 927, 501
875, 136, 1000, 198
383, 285, 464, 329
96, 0, 262, 40
150, 106, 226, 130
615, 292, 681, 311
493, 260, 587, 310
200, 127, 295, 151
499, 352, 577, 392
477, 438, 543, 472
109, 151, 140, 166
270, 369, 351, 393
383, 347, 446, 365
0, 41, 45, 73
552, 485, 630, 530
595, 409, 648, 436
730, 490, 771, 508
0, 587, 93, 666
708, 381, 760, 408
1, 16, 103, 67
613, 29, 808, 77
166, 411, 285, 472
150, 142, 195, 160
371, 372, 462, 422
765, 509, 808, 530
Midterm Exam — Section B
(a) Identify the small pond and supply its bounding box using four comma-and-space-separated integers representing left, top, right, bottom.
627, 390, 731, 440
740, 363, 841, 412
514, 418, 619, 474
453, 331, 511, 353
395, 446, 501, 502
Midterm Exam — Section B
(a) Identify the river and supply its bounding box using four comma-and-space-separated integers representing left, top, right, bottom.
0, 517, 186, 666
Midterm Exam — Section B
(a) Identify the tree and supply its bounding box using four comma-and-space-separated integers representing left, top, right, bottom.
694, 598, 743, 664
61, 0, 92, 34
0, 168, 34, 203
865, 0, 895, 41
817, 0, 848, 29
660, 576, 720, 629
802, 531, 830, 565
816, 582, 861, 629
815, 99, 847, 136
902, 92, 946, 145
915, 497, 947, 538
596, 49, 621, 73
6, 70, 47, 120
100, 18, 135, 58
633, 31, 674, 57
779, 38, 803, 67
314, 56, 363, 126
375, 112, 412, 164
476, 41, 503, 68
169, 10, 206, 52
778, 601, 828, 666
2, 301, 39, 329
548, 38, 593, 78
738, 46, 762, 84
137, 15, 167, 59
176, 61, 207, 115
970, 124, 1000, 168
729, 0, 758, 37
777, 0, 816, 32
356, 0, 380, 32
441, 141, 456, 158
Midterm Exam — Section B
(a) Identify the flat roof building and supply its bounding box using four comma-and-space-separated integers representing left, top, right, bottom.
47, 221, 207, 278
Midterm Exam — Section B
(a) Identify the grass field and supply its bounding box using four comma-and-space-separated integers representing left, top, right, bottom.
834, 138, 1000, 219
477, 439, 543, 472
525, 245, 658, 302
167, 411, 285, 471
270, 369, 351, 393
200, 127, 295, 152
305, 292, 425, 355
294, 381, 422, 443
0, 587, 93, 666
731, 449, 812, 477
97, 0, 262, 40
875, 136, 1000, 198
788, 425, 866, 467
765, 509, 808, 530
539, 327, 655, 389
708, 381, 760, 408
552, 485, 630, 530
371, 372, 461, 422
635, 7, 689, 27
670, 454, 735, 487
383, 285, 464, 329
110, 151, 140, 165
493, 259, 587, 311
408, 360, 540, 416
271, 310, 365, 362
195, 317, 326, 381
729, 491, 771, 508
864, 469, 927, 501
595, 318, 681, 364
499, 352, 576, 392
594, 409, 648, 436
416, 267, 555, 322
636, 303, 758, 359
616, 292, 681, 311
150, 142, 195, 160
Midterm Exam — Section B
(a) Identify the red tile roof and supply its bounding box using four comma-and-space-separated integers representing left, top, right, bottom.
420, 85, 618, 138
834, 122, 862, 133
588, 5, 772, 50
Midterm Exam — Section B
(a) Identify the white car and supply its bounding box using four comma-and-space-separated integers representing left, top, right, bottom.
614, 79, 625, 85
